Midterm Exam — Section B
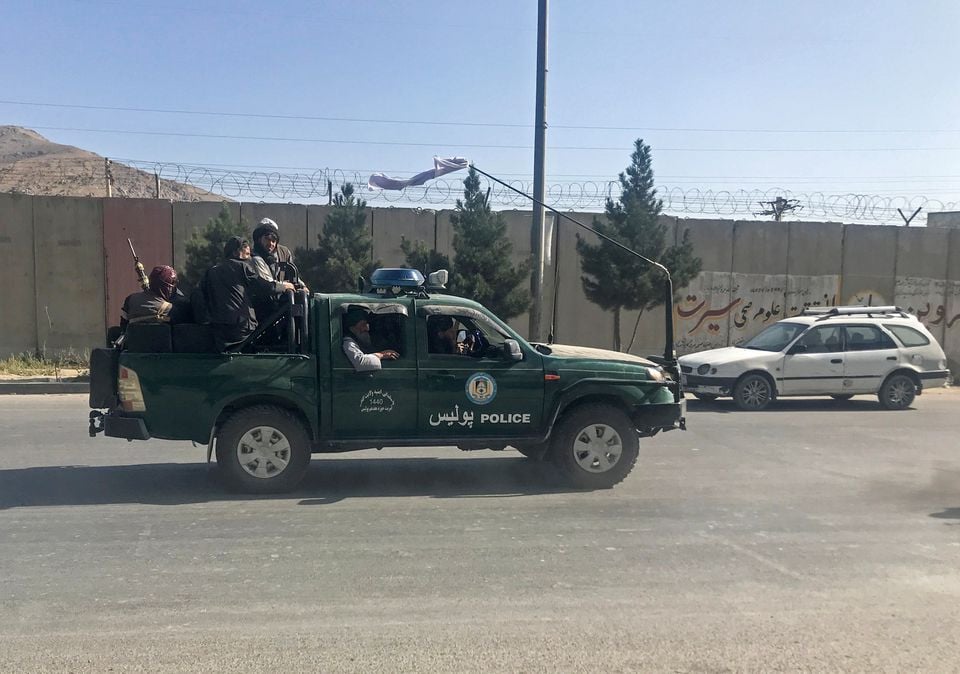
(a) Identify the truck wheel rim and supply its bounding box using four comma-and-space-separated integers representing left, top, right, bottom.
236, 426, 291, 479
572, 423, 623, 473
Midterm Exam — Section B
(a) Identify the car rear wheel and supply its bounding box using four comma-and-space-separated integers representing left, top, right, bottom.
550, 404, 639, 489
878, 374, 916, 411
733, 374, 774, 411
216, 405, 311, 493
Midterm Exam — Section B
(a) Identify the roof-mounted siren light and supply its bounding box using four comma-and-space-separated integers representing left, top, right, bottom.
426, 269, 449, 290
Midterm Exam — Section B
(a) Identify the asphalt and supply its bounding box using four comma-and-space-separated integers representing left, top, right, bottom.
1, 393, 959, 671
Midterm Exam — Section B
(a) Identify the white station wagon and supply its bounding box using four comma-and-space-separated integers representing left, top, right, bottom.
679, 306, 950, 410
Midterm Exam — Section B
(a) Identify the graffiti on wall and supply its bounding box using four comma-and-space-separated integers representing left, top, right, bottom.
675, 273, 840, 353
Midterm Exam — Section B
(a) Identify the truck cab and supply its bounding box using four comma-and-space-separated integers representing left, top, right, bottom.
89, 268, 684, 493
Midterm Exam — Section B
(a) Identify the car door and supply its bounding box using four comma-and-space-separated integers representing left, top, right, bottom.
415, 304, 544, 440
780, 325, 845, 394
329, 298, 418, 439
841, 324, 900, 393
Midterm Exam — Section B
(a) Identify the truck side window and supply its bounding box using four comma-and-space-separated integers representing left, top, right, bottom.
370, 313, 406, 357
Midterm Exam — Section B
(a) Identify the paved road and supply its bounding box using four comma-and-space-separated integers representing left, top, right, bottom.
1, 393, 958, 672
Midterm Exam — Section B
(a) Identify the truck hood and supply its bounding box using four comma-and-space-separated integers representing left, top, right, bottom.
537, 343, 657, 367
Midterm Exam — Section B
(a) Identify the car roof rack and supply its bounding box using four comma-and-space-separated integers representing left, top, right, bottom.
801, 305, 910, 320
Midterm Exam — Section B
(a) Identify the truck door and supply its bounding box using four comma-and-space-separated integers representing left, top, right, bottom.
414, 305, 544, 440
329, 299, 418, 439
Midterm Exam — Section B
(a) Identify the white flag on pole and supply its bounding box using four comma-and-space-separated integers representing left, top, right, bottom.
367, 156, 469, 191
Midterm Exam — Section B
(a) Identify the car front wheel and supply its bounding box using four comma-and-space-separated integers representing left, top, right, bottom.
878, 374, 917, 411
733, 374, 774, 411
216, 405, 311, 493
550, 404, 640, 489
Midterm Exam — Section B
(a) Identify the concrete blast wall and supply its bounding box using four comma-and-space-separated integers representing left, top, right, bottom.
1, 194, 958, 380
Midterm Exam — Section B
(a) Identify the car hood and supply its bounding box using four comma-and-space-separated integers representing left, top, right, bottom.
679, 346, 778, 367
537, 343, 657, 367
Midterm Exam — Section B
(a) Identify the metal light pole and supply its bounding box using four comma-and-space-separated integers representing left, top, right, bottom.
529, 0, 548, 341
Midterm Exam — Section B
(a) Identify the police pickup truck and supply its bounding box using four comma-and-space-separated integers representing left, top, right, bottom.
89, 268, 685, 493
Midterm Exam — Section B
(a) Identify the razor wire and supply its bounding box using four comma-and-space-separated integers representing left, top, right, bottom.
2, 156, 957, 225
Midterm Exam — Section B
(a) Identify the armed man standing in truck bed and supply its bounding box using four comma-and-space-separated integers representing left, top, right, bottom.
202, 236, 294, 352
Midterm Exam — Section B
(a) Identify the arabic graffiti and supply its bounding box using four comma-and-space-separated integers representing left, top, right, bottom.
360, 389, 395, 413
429, 404, 474, 429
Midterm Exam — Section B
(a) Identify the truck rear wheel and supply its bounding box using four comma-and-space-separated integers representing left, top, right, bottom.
216, 405, 311, 493
550, 404, 639, 489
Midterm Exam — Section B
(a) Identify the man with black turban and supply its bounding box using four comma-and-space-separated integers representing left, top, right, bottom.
120, 265, 191, 330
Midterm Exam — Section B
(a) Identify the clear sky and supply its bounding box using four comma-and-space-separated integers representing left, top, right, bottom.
2, 0, 959, 222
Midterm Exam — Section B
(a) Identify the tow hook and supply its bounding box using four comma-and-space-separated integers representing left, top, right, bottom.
89, 410, 105, 437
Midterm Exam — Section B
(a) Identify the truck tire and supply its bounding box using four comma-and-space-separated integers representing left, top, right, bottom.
215, 405, 311, 493
550, 404, 639, 489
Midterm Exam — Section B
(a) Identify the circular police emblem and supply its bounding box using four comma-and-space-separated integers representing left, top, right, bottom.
465, 373, 497, 405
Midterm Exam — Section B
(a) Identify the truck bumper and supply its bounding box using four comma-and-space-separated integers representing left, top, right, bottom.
633, 400, 686, 436
89, 410, 151, 441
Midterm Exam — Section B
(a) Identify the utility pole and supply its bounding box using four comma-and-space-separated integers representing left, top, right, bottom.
154, 172, 161, 199
529, 0, 548, 341
756, 196, 801, 221
104, 158, 114, 198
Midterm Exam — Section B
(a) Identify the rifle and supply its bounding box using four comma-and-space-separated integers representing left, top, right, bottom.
127, 238, 150, 291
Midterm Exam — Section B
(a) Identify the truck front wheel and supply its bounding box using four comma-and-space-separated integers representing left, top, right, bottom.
216, 405, 311, 493
550, 404, 640, 489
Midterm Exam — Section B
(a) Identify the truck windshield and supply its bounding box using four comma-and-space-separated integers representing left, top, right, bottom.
741, 322, 806, 351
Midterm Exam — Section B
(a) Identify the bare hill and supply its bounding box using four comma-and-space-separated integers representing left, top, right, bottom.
0, 126, 227, 201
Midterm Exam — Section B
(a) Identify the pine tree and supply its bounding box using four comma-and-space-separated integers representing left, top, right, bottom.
450, 167, 531, 319
576, 139, 702, 351
400, 236, 451, 278
295, 183, 380, 293
181, 203, 247, 291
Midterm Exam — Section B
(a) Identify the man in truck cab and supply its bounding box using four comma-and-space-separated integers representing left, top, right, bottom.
341, 306, 399, 372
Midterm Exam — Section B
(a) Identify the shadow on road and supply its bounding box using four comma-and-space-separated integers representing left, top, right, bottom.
929, 507, 960, 521
0, 456, 576, 509
687, 397, 892, 414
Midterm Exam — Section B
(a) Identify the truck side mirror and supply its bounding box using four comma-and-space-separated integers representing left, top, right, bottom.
503, 339, 523, 361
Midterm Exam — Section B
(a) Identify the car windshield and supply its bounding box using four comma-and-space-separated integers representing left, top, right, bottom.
741, 322, 807, 351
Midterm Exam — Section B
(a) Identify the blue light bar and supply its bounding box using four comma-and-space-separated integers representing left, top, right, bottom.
370, 267, 425, 288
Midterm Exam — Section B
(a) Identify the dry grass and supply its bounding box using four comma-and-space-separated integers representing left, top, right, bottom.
0, 349, 90, 379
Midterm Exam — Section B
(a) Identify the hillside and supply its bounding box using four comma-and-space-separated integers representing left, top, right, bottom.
0, 126, 227, 201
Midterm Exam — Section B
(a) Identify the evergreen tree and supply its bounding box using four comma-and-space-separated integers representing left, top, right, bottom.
400, 236, 451, 278
576, 139, 702, 351
295, 183, 380, 293
449, 167, 531, 319
181, 203, 247, 291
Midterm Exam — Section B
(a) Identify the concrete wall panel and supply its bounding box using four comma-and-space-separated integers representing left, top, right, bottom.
894, 228, 950, 345
943, 229, 960, 376
677, 218, 735, 272
553, 216, 615, 349
172, 201, 239, 272
787, 221, 843, 276
102, 199, 173, 328
305, 205, 335, 251
33, 197, 105, 353
240, 202, 308, 256
0, 193, 37, 356
840, 224, 897, 305
370, 208, 436, 268
676, 272, 736, 353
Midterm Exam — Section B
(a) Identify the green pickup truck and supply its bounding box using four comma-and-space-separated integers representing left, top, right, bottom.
89, 268, 685, 493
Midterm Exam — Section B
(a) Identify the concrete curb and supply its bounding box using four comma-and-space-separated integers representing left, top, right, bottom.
0, 381, 89, 395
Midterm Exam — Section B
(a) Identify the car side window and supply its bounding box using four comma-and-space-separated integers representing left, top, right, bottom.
885, 324, 930, 347
797, 325, 843, 353
843, 325, 897, 352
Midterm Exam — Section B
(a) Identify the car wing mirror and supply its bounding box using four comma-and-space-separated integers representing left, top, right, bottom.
503, 339, 523, 361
